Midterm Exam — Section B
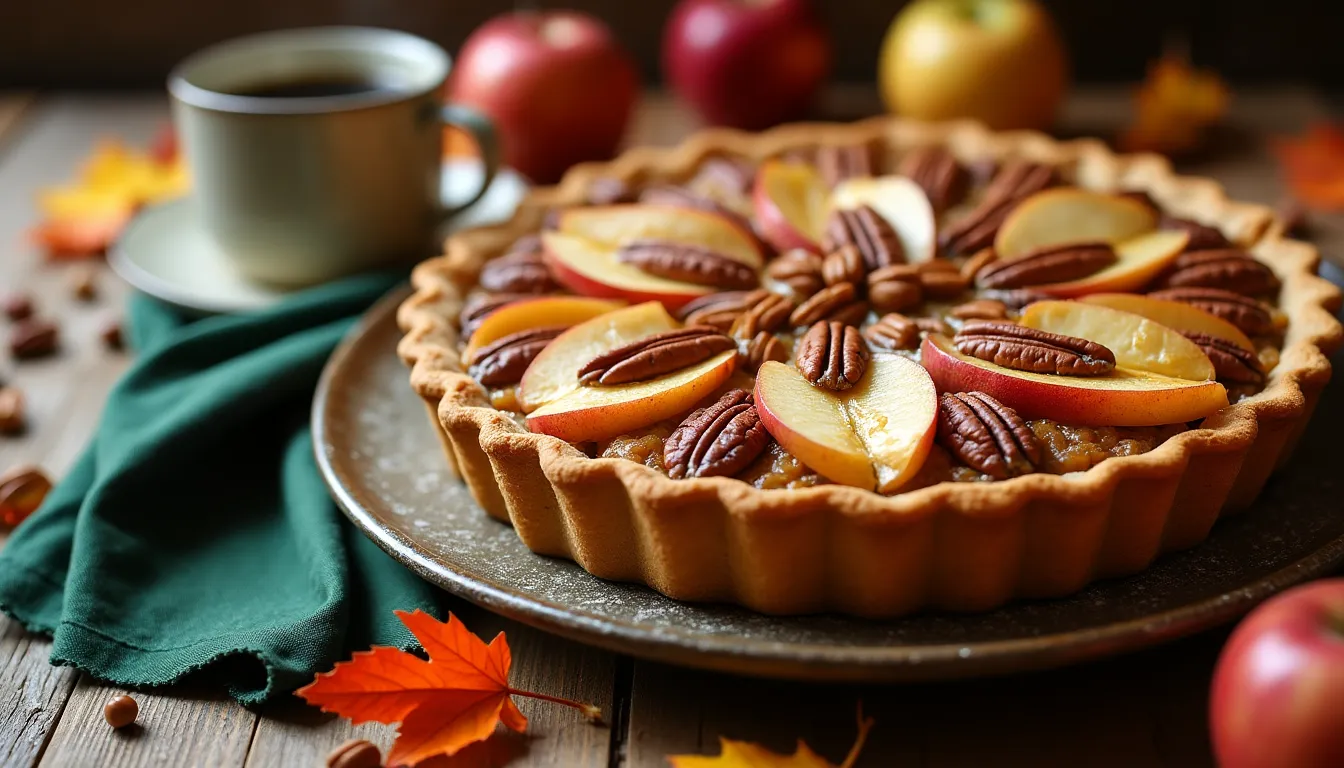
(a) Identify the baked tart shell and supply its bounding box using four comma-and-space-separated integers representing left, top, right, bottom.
399, 118, 1343, 617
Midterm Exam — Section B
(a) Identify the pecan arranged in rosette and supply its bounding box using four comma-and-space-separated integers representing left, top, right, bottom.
974, 242, 1117, 290
937, 391, 1042, 479
954, 321, 1116, 376
898, 146, 969, 212
796, 321, 870, 391
823, 205, 904, 270
579, 327, 736, 385
663, 389, 771, 479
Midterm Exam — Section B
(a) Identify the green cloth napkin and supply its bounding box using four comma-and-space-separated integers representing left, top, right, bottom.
0, 272, 443, 705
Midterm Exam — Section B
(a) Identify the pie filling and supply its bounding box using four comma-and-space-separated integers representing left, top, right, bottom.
456, 143, 1285, 495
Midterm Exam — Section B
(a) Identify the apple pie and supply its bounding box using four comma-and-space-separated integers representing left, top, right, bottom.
399, 117, 1342, 616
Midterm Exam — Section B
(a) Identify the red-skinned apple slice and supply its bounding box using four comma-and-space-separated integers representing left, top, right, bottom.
1019, 300, 1215, 381
463, 296, 626, 363
752, 159, 828, 254
1030, 230, 1190, 298
542, 232, 715, 310
995, 188, 1159, 259
526, 350, 737, 442
555, 203, 764, 268
754, 356, 939, 492
1080, 293, 1257, 352
920, 334, 1228, 426
830, 175, 938, 262
518, 300, 678, 412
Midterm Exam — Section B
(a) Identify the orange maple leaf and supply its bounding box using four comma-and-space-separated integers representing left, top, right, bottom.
298, 611, 600, 767
667, 705, 874, 768
1272, 123, 1344, 211
1119, 53, 1229, 156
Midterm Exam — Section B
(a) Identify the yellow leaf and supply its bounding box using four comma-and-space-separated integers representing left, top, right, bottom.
667, 705, 874, 768
1119, 54, 1229, 156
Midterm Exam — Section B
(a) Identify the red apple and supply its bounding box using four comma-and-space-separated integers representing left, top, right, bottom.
1210, 579, 1344, 768
449, 11, 639, 183
662, 0, 832, 130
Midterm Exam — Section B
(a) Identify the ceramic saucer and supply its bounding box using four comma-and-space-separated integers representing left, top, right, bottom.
110, 160, 528, 315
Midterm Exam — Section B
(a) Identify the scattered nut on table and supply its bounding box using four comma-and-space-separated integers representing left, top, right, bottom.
3, 293, 34, 321
103, 695, 138, 729
70, 264, 99, 301
0, 387, 25, 435
100, 318, 124, 351
9, 319, 59, 360
326, 738, 382, 768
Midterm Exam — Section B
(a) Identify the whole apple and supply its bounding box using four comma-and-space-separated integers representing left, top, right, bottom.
662, 0, 831, 130
449, 11, 639, 183
1210, 579, 1344, 768
878, 0, 1068, 131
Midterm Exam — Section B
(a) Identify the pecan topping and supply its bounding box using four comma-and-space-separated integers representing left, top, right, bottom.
951, 299, 1010, 320
1153, 249, 1280, 296
937, 392, 1042, 479
940, 160, 1057, 255
789, 282, 869, 327
822, 245, 866, 287
1184, 332, 1264, 385
728, 291, 794, 338
1160, 215, 1231, 251
586, 176, 635, 205
897, 146, 969, 212
664, 389, 771, 479
823, 206, 905, 269
916, 316, 954, 337
960, 248, 998, 282
617, 240, 758, 289
766, 248, 826, 297
864, 313, 920, 350
980, 288, 1055, 312
816, 143, 874, 188
740, 330, 787, 373
917, 259, 970, 300
975, 242, 1117, 289
579, 327, 735, 385
1147, 287, 1274, 336
866, 265, 923, 314
460, 292, 529, 337
797, 321, 870, 391
679, 289, 765, 330
469, 326, 565, 387
10, 319, 59, 360
479, 238, 557, 294
954, 320, 1116, 376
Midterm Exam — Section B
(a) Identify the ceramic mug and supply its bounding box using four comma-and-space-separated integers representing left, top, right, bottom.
169, 27, 498, 287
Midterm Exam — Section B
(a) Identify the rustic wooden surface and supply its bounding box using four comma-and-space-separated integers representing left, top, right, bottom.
0, 88, 1340, 768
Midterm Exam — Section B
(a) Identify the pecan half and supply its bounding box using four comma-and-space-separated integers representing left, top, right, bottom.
937, 391, 1042, 479
898, 146, 969, 212
1153, 249, 1280, 296
822, 245, 866, 287
469, 326, 565, 386
766, 248, 825, 297
866, 265, 923, 313
740, 330, 787, 373
728, 291, 794, 338
789, 282, 868, 327
1146, 287, 1274, 336
664, 389, 771, 479
679, 289, 765, 330
1184, 332, 1264, 384
960, 248, 998, 282
940, 161, 1057, 255
951, 299, 1009, 320
3, 293, 34, 321
823, 206, 904, 269
617, 239, 758, 289
975, 242, 1117, 289
460, 292, 529, 337
954, 320, 1116, 375
864, 313, 919, 350
797, 321, 870, 391
579, 327, 735, 385
918, 259, 970, 300
916, 316, 954, 337
1160, 215, 1231, 251
479, 238, 557, 294
816, 143, 874, 188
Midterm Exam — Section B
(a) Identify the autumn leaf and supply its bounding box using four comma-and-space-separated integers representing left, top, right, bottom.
298, 610, 601, 767
667, 705, 874, 768
1272, 123, 1344, 211
1119, 53, 1229, 156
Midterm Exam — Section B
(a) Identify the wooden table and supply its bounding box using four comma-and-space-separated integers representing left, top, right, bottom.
1, 88, 1340, 768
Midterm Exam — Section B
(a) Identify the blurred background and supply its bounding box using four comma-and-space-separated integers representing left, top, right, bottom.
3, 0, 1341, 88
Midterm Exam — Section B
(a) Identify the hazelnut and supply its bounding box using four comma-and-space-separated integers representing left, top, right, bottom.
103, 695, 138, 729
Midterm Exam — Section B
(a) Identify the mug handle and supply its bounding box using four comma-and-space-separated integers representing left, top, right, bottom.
439, 103, 500, 220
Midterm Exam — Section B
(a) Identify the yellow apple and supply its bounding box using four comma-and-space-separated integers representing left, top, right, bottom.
1019, 300, 1215, 381
752, 159, 828, 254
878, 0, 1069, 131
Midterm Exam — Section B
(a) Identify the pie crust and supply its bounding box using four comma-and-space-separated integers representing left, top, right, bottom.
399, 117, 1343, 617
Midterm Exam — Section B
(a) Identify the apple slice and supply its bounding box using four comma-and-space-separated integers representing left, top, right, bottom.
463, 296, 626, 363
921, 334, 1228, 427
526, 350, 737, 442
752, 159, 828, 254
1019, 300, 1215, 381
830, 175, 938, 263
542, 232, 715, 310
555, 203, 764, 268
754, 356, 939, 492
518, 301, 677, 413
995, 188, 1159, 260
1079, 293, 1256, 353
1030, 230, 1190, 298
